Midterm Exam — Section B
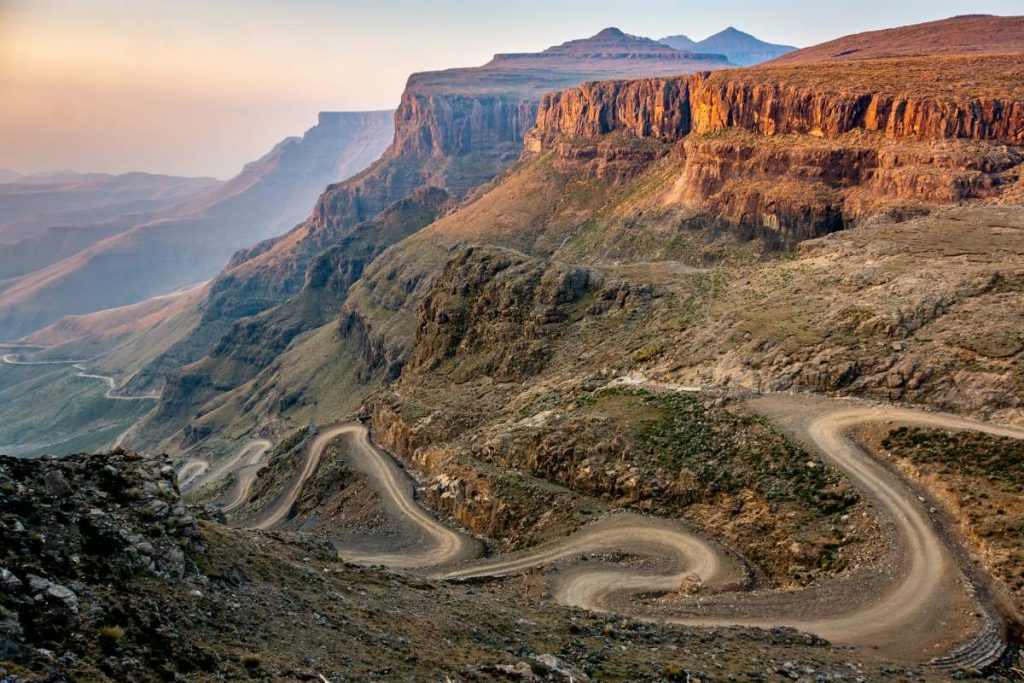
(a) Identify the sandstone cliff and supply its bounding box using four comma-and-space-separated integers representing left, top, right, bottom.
525, 54, 1024, 247
530, 60, 1024, 147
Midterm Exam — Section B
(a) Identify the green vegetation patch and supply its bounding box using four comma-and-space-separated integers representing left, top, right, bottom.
882, 427, 1024, 493
583, 387, 858, 514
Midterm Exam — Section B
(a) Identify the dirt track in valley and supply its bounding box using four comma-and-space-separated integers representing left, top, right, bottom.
181, 392, 1022, 664
309, 397, 1021, 663
178, 439, 272, 499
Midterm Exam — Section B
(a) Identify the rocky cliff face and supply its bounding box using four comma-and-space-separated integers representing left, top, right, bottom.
391, 89, 537, 160
526, 58, 1024, 248
530, 67, 1024, 146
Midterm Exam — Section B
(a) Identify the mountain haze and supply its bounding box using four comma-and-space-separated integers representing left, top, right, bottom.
0, 112, 394, 338
3, 13, 1024, 682
0, 172, 220, 245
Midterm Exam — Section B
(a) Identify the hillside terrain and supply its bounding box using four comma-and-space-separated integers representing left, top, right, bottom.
772, 14, 1024, 64
0, 112, 394, 338
0, 450, 953, 681
0, 172, 220, 246
139, 14, 1024, 451
4, 14, 1024, 680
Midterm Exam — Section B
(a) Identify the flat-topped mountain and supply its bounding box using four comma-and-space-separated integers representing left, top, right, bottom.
661, 27, 796, 65
772, 13, 1024, 64
409, 27, 731, 98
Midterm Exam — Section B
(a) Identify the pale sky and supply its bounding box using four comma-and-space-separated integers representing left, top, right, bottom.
1, 0, 1021, 179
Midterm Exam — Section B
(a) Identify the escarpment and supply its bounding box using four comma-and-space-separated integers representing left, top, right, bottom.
122, 29, 732, 441
527, 55, 1024, 247
530, 57, 1024, 146
391, 88, 538, 159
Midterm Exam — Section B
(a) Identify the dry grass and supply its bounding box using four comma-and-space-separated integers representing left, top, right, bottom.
713, 53, 1024, 100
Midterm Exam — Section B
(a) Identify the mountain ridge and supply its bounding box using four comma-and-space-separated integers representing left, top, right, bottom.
772, 13, 1024, 64
108, 27, 734, 414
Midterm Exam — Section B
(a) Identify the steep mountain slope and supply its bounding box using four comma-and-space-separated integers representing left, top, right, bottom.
772, 14, 1024, 64
128, 21, 1024, 606
106, 28, 734, 416
691, 27, 796, 65
0, 112, 394, 338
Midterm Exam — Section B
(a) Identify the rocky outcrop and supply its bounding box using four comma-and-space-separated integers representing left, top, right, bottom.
664, 132, 1023, 247
410, 246, 600, 380
368, 400, 582, 550
0, 450, 201, 664
530, 69, 1024, 147
526, 64, 1024, 249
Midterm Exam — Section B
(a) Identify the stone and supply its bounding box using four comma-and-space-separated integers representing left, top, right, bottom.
530, 654, 590, 682
43, 584, 79, 615
0, 569, 22, 594
42, 471, 70, 497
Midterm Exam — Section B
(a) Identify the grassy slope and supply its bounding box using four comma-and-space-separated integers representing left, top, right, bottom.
0, 364, 153, 457
879, 427, 1024, 614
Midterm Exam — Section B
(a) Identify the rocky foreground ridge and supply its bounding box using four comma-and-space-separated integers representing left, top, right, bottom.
0, 451, 202, 678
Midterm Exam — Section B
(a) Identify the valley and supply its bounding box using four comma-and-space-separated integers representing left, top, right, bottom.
2, 9, 1024, 682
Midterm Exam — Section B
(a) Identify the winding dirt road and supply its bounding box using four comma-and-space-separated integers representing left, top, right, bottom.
2, 353, 159, 401
70, 364, 161, 401
2, 353, 84, 366
287, 396, 1023, 664
177, 439, 272, 504
248, 425, 358, 531
221, 440, 274, 512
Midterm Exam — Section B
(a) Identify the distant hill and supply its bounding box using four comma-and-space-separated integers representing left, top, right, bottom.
0, 169, 22, 184
0, 112, 394, 338
771, 14, 1024, 64
660, 27, 796, 65
659, 34, 696, 51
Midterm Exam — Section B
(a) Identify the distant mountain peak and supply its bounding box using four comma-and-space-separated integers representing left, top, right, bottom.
659, 26, 796, 66
659, 34, 696, 51
485, 25, 731, 66
539, 26, 691, 58
592, 27, 629, 40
